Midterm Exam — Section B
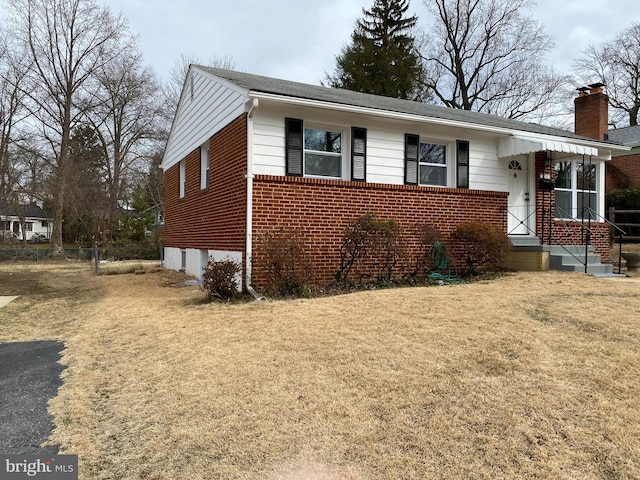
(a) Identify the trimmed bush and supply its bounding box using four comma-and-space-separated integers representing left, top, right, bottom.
202, 259, 241, 301
336, 214, 404, 285
453, 221, 510, 275
255, 228, 312, 296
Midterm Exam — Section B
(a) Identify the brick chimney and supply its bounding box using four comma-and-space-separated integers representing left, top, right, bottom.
574, 83, 608, 140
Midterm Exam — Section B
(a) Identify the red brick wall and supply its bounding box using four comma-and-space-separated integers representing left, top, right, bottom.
574, 89, 608, 141
606, 152, 640, 191
251, 175, 508, 286
164, 114, 247, 257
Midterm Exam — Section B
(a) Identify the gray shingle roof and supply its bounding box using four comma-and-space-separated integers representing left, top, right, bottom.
608, 125, 640, 146
0, 203, 52, 218
200, 66, 621, 146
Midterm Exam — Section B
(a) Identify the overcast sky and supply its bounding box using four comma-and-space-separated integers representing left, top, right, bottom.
100, 0, 640, 86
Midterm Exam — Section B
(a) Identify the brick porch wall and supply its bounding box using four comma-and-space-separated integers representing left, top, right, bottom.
534, 152, 611, 262
251, 175, 508, 287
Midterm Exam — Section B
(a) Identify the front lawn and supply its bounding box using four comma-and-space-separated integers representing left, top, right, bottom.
1, 264, 639, 479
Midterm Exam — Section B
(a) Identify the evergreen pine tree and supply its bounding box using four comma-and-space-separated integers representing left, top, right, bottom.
326, 0, 424, 100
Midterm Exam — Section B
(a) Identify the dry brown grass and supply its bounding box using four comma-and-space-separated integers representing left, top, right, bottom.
1, 264, 640, 479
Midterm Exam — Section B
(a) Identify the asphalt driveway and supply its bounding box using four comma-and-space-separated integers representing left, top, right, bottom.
0, 340, 65, 454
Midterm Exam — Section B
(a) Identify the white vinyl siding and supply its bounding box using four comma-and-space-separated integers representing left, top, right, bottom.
163, 69, 247, 171
469, 141, 507, 192
250, 104, 509, 192
253, 110, 287, 176
366, 130, 405, 184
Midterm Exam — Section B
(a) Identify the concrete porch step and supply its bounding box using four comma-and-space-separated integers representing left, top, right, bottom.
548, 245, 614, 276
509, 235, 541, 248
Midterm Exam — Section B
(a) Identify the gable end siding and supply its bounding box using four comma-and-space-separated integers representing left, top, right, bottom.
163, 70, 247, 171
165, 114, 248, 257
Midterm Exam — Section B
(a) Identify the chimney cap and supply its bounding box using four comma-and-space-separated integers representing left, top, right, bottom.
588, 82, 605, 89
576, 86, 590, 92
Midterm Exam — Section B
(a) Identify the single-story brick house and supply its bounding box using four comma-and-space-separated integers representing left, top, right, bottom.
161, 67, 629, 288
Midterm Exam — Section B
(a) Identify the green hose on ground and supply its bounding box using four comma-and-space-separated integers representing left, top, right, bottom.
427, 241, 462, 284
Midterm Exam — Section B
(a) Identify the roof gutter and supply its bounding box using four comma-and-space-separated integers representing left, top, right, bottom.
244, 98, 265, 301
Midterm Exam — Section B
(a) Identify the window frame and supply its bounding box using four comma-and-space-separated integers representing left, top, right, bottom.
302, 124, 345, 179
554, 159, 599, 220
200, 143, 210, 190
405, 134, 459, 187
286, 118, 355, 180
179, 159, 186, 198
419, 140, 448, 187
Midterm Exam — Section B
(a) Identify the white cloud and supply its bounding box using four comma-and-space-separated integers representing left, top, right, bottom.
63, 0, 640, 85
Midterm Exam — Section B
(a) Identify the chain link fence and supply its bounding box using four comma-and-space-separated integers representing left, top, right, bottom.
0, 245, 93, 262
93, 242, 164, 275
0, 242, 164, 276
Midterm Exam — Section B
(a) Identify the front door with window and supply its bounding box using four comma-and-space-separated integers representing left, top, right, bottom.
507, 158, 530, 235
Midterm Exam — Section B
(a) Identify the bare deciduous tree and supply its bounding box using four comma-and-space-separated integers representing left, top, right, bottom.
0, 37, 26, 202
0, 31, 35, 246
575, 22, 640, 127
419, 0, 569, 121
6, 0, 129, 252
88, 48, 166, 224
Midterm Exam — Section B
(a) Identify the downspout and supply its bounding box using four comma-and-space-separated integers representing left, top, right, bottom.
245, 97, 266, 301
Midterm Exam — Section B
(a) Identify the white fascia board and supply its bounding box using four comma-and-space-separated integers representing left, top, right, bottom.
248, 91, 630, 157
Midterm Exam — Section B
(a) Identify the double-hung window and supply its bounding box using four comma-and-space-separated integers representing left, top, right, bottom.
405, 134, 452, 187
304, 127, 342, 178
554, 159, 598, 220
286, 118, 366, 180
419, 142, 447, 186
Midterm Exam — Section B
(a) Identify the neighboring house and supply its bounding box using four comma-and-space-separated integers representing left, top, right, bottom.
0, 203, 52, 243
161, 67, 629, 288
605, 125, 640, 191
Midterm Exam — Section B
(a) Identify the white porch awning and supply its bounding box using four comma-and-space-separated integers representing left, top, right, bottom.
498, 136, 599, 159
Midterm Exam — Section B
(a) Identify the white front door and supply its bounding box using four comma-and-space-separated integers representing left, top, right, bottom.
507, 158, 530, 235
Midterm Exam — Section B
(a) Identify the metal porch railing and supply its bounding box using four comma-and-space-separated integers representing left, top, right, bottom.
506, 205, 627, 275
